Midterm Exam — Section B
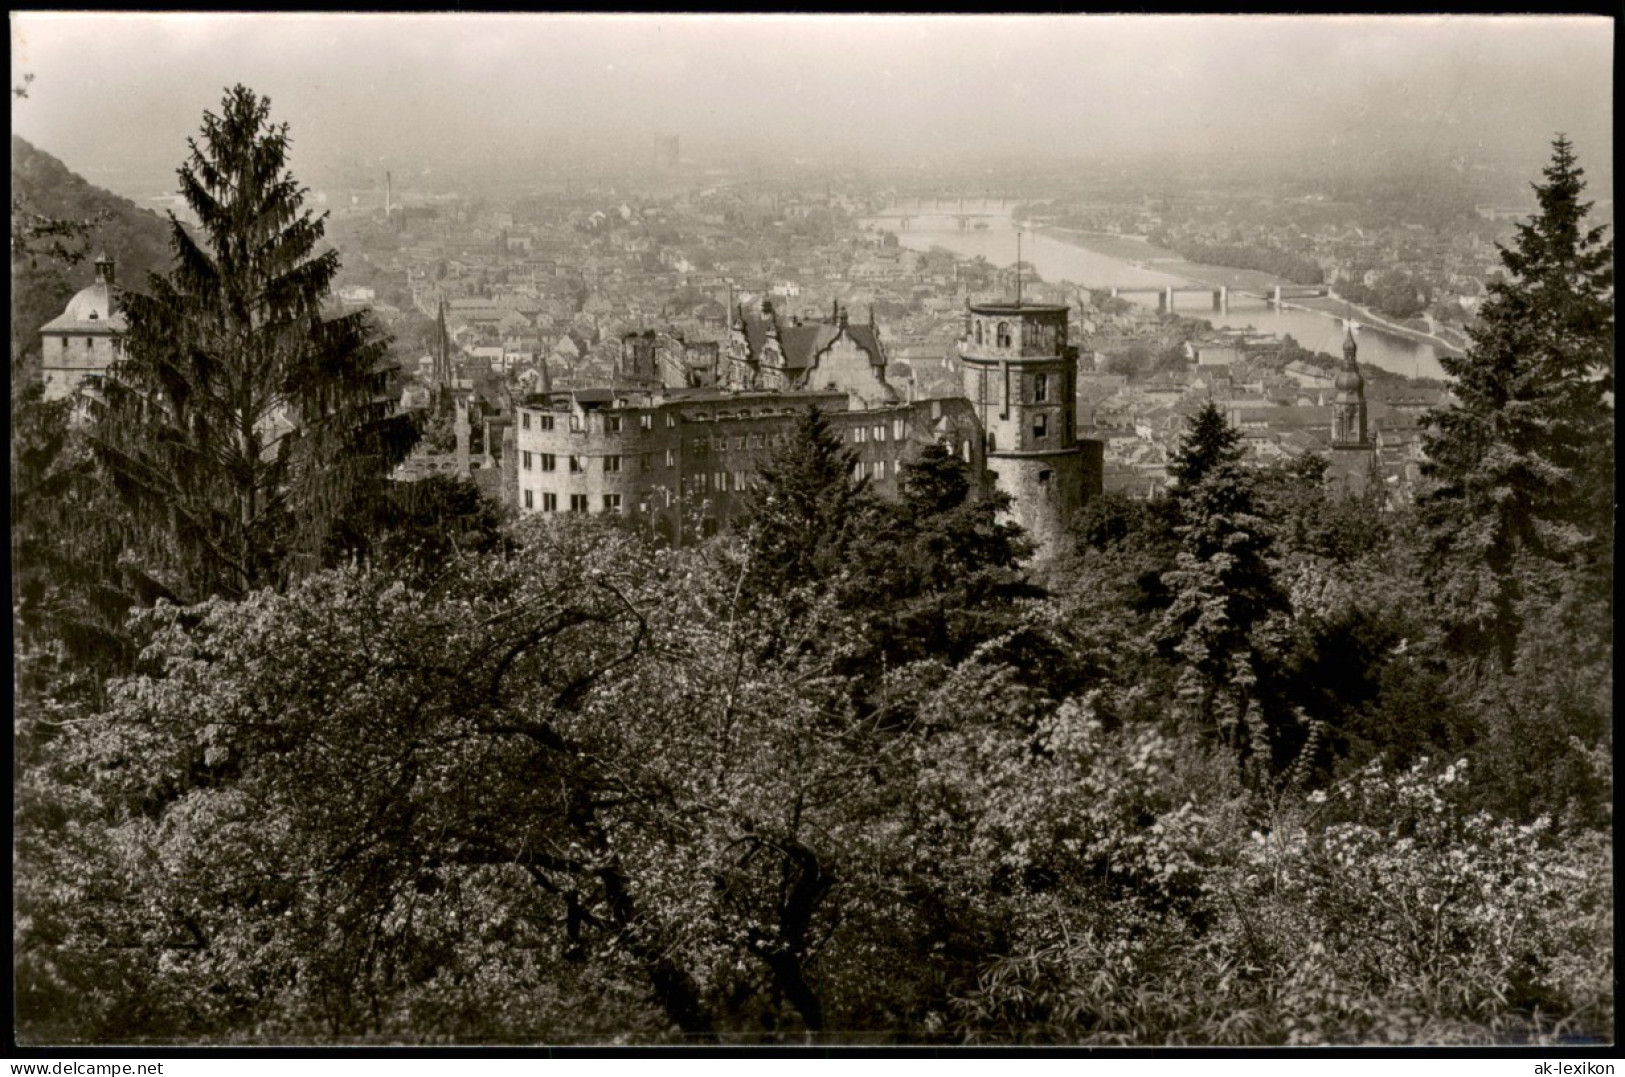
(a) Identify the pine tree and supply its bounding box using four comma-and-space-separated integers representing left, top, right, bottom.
89, 86, 417, 601
1420, 135, 1614, 669
1156, 458, 1288, 780
1168, 400, 1244, 494
737, 405, 876, 601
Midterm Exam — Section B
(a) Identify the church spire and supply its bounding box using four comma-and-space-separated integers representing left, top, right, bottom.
434, 297, 452, 393
1332, 314, 1367, 448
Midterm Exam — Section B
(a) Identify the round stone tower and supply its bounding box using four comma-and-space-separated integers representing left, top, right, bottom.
959, 300, 1083, 558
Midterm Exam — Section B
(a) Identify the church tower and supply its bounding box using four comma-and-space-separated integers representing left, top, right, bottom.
1332, 323, 1369, 448
959, 300, 1099, 559
1327, 321, 1377, 496
432, 297, 453, 398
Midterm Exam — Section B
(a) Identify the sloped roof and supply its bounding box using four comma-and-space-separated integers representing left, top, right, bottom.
738, 305, 885, 373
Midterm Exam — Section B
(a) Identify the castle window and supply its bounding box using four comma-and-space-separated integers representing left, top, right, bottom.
640, 414, 652, 430
522, 413, 531, 430
569, 455, 583, 473
974, 321, 984, 345
1038, 469, 1051, 485
524, 490, 534, 509
996, 322, 1011, 348
522, 451, 533, 470
604, 455, 621, 474
606, 416, 622, 433
665, 449, 675, 468
541, 453, 556, 472
986, 431, 996, 452
1033, 414, 1048, 439
539, 415, 554, 431
1034, 374, 1048, 402
543, 493, 557, 512
666, 414, 676, 428
603, 494, 622, 514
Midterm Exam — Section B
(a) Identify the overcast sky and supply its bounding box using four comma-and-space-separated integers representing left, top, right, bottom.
10, 13, 1614, 194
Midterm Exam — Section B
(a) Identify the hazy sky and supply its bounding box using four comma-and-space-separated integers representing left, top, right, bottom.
10, 13, 1614, 194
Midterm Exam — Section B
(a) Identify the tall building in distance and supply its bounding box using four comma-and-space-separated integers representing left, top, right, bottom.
656, 135, 680, 173
1331, 323, 1369, 448
1327, 322, 1377, 495
958, 300, 1101, 557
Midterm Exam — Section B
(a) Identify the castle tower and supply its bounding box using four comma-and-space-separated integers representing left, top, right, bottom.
959, 300, 1093, 559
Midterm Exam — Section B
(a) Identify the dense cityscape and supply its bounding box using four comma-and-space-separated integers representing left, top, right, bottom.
10, 14, 1613, 1052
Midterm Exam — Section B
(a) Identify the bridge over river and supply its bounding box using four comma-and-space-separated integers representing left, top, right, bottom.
1102, 283, 1331, 314
866, 197, 1013, 231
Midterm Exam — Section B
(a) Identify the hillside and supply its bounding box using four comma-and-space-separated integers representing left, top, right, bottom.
10, 135, 175, 370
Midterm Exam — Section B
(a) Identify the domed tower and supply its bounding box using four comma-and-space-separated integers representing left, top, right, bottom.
959, 300, 1090, 558
1326, 321, 1377, 498
39, 253, 127, 401
1332, 323, 1369, 448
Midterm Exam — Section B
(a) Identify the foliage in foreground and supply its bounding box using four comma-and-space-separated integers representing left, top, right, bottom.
14, 511, 1612, 1045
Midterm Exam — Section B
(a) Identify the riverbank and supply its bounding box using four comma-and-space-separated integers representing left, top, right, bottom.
1035, 224, 1465, 360
1287, 295, 1466, 358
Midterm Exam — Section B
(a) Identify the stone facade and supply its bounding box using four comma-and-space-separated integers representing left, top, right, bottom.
39, 254, 126, 401
512, 387, 985, 543
958, 301, 1100, 559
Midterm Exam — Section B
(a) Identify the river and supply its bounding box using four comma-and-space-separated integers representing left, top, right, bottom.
861, 202, 1451, 382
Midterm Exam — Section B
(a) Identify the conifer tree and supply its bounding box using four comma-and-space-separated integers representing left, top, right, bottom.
91, 85, 417, 601
1156, 458, 1287, 778
1167, 399, 1244, 494
1420, 135, 1614, 669
738, 405, 876, 600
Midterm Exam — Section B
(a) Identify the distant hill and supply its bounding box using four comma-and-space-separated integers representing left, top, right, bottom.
11, 135, 176, 371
